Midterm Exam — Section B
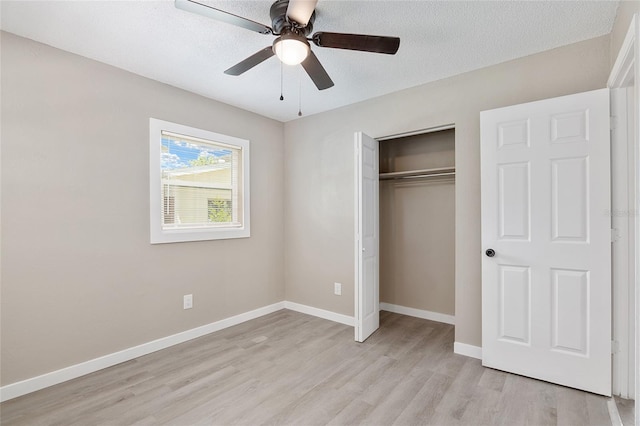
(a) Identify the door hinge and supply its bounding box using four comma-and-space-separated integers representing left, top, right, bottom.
612, 340, 620, 354
610, 116, 618, 131
611, 228, 620, 243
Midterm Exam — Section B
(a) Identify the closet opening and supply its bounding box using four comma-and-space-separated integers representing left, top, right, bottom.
378, 126, 456, 326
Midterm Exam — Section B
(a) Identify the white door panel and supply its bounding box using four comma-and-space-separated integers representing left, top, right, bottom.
481, 88, 611, 396
355, 132, 379, 342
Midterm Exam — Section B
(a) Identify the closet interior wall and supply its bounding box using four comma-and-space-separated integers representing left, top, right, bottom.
379, 129, 456, 317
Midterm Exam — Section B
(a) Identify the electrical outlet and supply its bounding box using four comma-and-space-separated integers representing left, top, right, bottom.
183, 294, 193, 309
334, 282, 342, 296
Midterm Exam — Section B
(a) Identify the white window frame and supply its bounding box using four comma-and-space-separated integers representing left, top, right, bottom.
149, 118, 250, 243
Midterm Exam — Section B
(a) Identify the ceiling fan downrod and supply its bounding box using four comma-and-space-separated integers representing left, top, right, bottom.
270, 0, 315, 36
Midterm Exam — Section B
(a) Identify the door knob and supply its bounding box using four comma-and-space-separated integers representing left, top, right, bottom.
485, 248, 495, 257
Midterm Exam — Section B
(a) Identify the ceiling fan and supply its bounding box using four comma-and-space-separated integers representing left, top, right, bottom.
175, 0, 401, 91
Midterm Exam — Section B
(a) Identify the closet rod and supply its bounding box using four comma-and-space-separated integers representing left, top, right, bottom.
380, 172, 455, 181
379, 166, 456, 181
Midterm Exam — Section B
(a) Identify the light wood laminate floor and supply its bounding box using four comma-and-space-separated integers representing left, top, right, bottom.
1, 310, 612, 425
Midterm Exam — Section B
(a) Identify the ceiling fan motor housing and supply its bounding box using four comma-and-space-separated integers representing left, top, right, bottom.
270, 0, 315, 35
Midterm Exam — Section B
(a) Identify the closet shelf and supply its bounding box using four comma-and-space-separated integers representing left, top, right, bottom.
379, 166, 455, 181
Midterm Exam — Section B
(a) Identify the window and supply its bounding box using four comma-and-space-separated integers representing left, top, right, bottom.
150, 118, 250, 243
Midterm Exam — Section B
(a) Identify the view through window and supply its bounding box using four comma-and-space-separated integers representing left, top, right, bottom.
161, 132, 241, 229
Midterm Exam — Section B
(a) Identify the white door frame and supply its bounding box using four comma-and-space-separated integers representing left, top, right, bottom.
355, 124, 456, 339
608, 12, 640, 422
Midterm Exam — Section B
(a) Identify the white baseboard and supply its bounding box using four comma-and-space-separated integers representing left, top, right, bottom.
380, 302, 455, 325
607, 397, 624, 426
0, 301, 286, 402
0, 301, 353, 402
284, 301, 354, 326
454, 342, 483, 360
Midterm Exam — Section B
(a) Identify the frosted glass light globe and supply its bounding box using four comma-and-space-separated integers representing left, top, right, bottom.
273, 35, 310, 66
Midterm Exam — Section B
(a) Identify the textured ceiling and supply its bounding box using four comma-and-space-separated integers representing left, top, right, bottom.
0, 0, 619, 122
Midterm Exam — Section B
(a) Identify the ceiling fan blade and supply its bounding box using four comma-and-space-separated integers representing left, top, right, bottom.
175, 0, 272, 35
312, 32, 400, 55
301, 50, 334, 90
224, 47, 275, 76
286, 0, 318, 27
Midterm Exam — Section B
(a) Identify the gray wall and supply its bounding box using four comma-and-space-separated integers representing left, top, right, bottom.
0, 32, 285, 385
610, 1, 640, 67
284, 34, 611, 347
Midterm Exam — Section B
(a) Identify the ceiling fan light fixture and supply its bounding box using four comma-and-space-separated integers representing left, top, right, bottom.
273, 33, 310, 66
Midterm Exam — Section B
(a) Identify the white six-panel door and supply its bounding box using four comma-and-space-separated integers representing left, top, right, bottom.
480, 89, 612, 396
355, 132, 379, 342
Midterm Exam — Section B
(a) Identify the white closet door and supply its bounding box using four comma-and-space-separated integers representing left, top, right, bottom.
355, 132, 379, 342
481, 88, 611, 396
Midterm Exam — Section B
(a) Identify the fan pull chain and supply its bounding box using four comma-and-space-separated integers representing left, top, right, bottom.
279, 60, 284, 101
298, 67, 303, 117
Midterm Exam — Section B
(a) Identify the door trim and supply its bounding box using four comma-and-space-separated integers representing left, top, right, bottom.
608, 14, 639, 415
